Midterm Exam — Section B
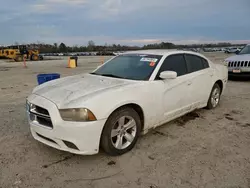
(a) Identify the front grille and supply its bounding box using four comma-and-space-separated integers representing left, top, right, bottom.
228, 61, 250, 67
37, 116, 53, 127
28, 103, 53, 128
35, 106, 50, 116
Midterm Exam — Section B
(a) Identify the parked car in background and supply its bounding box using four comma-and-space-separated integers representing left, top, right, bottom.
225, 44, 250, 78
69, 53, 77, 56
96, 51, 114, 56
224, 47, 241, 54
26, 50, 228, 156
113, 51, 124, 56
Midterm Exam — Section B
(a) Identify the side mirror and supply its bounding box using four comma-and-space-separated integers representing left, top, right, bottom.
159, 71, 177, 80
235, 51, 240, 55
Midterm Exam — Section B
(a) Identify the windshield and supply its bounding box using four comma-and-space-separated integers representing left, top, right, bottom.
91, 54, 163, 80
239, 45, 250, 55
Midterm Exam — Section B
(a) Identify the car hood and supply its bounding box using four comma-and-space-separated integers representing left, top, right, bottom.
226, 54, 250, 61
33, 73, 134, 107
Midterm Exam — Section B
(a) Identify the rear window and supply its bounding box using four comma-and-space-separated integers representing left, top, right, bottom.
185, 54, 207, 73
201, 58, 209, 68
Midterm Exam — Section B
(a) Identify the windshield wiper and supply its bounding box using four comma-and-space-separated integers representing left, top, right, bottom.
90, 72, 127, 79
99, 74, 125, 79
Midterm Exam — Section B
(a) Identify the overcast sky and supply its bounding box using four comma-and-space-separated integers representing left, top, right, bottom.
1, 0, 250, 46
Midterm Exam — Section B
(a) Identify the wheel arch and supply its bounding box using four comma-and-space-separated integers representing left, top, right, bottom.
206, 80, 223, 109
215, 80, 223, 92
100, 103, 145, 137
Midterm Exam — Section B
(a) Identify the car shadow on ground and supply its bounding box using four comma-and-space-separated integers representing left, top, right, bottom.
37, 110, 203, 169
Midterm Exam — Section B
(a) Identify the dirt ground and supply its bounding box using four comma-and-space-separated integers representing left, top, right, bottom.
0, 53, 250, 188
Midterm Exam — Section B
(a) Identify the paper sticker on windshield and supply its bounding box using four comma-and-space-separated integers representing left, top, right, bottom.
140, 57, 158, 62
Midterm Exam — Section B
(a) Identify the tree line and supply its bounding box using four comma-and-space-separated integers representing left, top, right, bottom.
17, 41, 245, 53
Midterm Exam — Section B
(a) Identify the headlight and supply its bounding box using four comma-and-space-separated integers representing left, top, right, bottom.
26, 100, 30, 111
59, 108, 97, 122
223, 60, 228, 66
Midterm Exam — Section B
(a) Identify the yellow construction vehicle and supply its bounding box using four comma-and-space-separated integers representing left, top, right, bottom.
0, 45, 43, 62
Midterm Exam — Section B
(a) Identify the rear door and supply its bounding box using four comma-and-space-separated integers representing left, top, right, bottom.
184, 54, 214, 107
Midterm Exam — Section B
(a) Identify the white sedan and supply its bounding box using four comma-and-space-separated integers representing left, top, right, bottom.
26, 50, 228, 156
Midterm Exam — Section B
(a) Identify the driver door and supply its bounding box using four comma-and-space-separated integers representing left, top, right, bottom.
156, 54, 193, 123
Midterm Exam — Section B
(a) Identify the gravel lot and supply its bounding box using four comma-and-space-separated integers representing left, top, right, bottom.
0, 53, 250, 188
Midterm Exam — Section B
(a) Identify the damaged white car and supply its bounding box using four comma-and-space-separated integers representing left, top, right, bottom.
26, 50, 228, 156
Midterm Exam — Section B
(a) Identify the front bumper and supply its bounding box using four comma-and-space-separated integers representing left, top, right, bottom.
228, 72, 250, 78
228, 66, 250, 78
27, 94, 107, 155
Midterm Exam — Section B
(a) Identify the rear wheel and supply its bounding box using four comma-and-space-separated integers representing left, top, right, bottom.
206, 83, 221, 109
101, 107, 141, 156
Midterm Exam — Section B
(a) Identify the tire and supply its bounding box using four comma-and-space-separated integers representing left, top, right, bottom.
100, 107, 141, 156
30, 54, 39, 61
39, 55, 43, 60
206, 83, 222, 109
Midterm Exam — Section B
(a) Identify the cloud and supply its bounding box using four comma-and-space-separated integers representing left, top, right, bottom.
0, 0, 250, 45
46, 0, 87, 4
36, 35, 250, 46
31, 4, 50, 13
30, 0, 88, 14
100, 0, 122, 15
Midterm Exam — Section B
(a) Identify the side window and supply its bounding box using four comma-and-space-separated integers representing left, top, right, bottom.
185, 54, 207, 73
201, 58, 209, 68
157, 54, 187, 78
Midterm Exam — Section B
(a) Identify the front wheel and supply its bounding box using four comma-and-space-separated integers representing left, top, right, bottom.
31, 54, 39, 61
206, 83, 221, 109
100, 107, 141, 156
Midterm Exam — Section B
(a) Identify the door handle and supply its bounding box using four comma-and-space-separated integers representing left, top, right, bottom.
187, 81, 192, 85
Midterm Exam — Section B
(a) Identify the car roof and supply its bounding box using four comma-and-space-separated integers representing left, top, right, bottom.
123, 49, 204, 57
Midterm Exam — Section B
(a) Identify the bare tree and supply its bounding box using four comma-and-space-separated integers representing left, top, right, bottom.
87, 40, 95, 51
